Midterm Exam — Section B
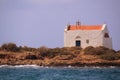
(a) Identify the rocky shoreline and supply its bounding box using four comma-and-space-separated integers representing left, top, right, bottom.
1, 61, 120, 67
0, 51, 120, 67
0, 45, 120, 67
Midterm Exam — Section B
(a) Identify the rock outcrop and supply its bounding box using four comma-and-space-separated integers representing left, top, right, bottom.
0, 50, 120, 67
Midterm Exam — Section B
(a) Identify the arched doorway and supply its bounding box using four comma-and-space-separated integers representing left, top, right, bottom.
76, 40, 81, 47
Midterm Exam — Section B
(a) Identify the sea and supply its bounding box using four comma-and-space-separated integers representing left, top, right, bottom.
0, 65, 120, 80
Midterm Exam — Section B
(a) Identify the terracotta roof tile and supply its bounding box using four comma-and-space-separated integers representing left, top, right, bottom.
68, 25, 102, 30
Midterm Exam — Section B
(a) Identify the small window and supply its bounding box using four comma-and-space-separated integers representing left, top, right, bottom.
104, 33, 109, 38
86, 39, 89, 44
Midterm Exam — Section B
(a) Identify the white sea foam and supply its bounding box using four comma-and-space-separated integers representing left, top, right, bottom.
0, 65, 9, 68
109, 66, 116, 68
0, 65, 118, 68
0, 65, 42, 69
14, 65, 41, 69
68, 65, 72, 68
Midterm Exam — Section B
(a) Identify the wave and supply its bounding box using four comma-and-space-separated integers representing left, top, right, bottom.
0, 65, 43, 69
0, 65, 9, 68
13, 65, 41, 68
0, 65, 118, 69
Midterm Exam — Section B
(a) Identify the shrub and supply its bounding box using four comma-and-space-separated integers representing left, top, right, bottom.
21, 46, 37, 52
70, 47, 82, 51
84, 46, 116, 55
38, 46, 48, 53
0, 54, 7, 59
95, 47, 118, 60
1, 43, 7, 50
117, 50, 120, 54
25, 55, 37, 60
95, 46, 116, 55
40, 48, 61, 58
106, 49, 116, 54
38, 47, 75, 59
95, 46, 109, 55
99, 53, 120, 60
1, 43, 19, 52
69, 47, 82, 54
84, 46, 96, 55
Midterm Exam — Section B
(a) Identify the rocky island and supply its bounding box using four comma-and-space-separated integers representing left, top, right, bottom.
0, 43, 120, 67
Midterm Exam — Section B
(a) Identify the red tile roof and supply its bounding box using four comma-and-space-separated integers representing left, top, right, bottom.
68, 25, 103, 30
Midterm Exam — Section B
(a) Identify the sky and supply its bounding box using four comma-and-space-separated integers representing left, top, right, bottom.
0, 0, 120, 50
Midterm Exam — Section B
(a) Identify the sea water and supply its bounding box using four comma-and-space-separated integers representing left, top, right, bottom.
0, 65, 120, 80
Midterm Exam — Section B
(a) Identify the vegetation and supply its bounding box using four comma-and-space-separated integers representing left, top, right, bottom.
83, 46, 120, 60
0, 54, 7, 59
0, 43, 20, 52
0, 42, 120, 61
84, 46, 96, 55
20, 46, 37, 52
25, 54, 38, 60
99, 53, 120, 60
38, 47, 77, 59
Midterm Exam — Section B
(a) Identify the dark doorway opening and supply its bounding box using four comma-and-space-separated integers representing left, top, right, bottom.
76, 40, 81, 47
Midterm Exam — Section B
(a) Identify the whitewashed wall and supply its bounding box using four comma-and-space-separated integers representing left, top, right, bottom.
64, 25, 112, 49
